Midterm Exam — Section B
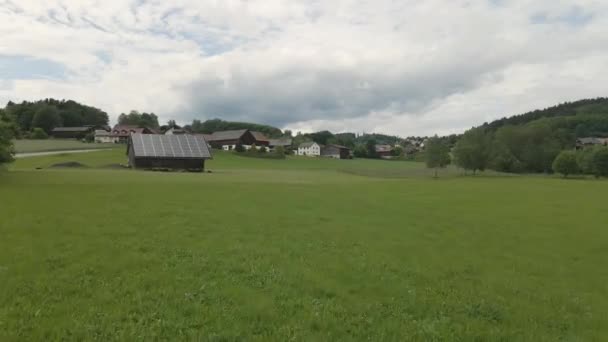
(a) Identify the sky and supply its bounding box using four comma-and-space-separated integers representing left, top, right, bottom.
1, 0, 607, 136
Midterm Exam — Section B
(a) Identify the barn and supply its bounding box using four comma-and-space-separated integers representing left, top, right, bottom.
127, 133, 212, 171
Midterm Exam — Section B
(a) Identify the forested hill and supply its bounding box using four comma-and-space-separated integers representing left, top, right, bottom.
483, 97, 608, 135
3, 99, 109, 134
188, 119, 283, 137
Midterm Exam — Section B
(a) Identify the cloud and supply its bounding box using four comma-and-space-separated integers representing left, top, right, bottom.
1, 0, 607, 136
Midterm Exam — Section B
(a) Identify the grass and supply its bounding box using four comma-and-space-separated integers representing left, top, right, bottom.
2, 151, 608, 340
13, 139, 117, 153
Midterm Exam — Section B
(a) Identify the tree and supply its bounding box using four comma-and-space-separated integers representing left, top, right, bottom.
30, 127, 48, 140
552, 150, 579, 178
366, 139, 378, 159
425, 136, 451, 178
118, 110, 160, 129
453, 127, 492, 174
274, 146, 285, 156
353, 145, 367, 158
392, 146, 404, 157
258, 146, 267, 153
0, 122, 15, 165
32, 105, 61, 133
591, 148, 608, 178
84, 132, 95, 143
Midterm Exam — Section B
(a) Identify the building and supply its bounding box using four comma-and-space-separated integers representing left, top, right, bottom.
250, 131, 270, 146
298, 142, 321, 156
94, 130, 118, 143
50, 126, 95, 139
268, 138, 293, 150
375, 144, 394, 159
127, 133, 212, 171
321, 144, 351, 159
112, 125, 154, 143
205, 129, 258, 150
576, 137, 608, 149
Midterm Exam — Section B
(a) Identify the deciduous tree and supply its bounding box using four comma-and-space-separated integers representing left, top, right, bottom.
425, 135, 451, 178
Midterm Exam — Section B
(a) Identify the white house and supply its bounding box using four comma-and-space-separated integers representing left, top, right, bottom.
94, 130, 118, 143
298, 142, 321, 156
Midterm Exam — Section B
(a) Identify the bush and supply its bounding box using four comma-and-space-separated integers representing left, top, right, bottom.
274, 146, 285, 156
552, 150, 579, 178
591, 148, 608, 178
30, 127, 49, 140
258, 146, 267, 153
234, 143, 245, 153
84, 132, 94, 143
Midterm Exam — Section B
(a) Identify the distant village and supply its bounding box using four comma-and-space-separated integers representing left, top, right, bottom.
49, 124, 431, 169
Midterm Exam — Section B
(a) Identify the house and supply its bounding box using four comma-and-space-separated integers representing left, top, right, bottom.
112, 125, 154, 143
127, 133, 212, 171
375, 144, 394, 159
298, 142, 321, 156
321, 144, 351, 159
205, 129, 257, 150
268, 138, 293, 150
250, 131, 270, 146
576, 137, 608, 149
94, 130, 118, 143
50, 126, 95, 139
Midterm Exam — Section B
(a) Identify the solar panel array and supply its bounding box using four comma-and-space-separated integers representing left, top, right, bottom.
131, 133, 212, 159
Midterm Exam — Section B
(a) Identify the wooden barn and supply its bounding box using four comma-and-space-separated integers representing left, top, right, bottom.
127, 133, 212, 171
51, 126, 95, 139
205, 129, 258, 149
321, 144, 352, 159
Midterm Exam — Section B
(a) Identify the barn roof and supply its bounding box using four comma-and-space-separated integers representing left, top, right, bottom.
51, 127, 94, 132
299, 141, 317, 148
129, 133, 212, 159
251, 131, 269, 142
206, 129, 249, 141
268, 138, 292, 147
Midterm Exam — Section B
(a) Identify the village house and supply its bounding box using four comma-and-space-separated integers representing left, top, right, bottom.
268, 138, 293, 151
576, 137, 608, 149
112, 125, 155, 143
205, 129, 258, 150
127, 133, 212, 171
50, 126, 95, 139
94, 130, 118, 143
321, 144, 351, 159
375, 144, 394, 159
164, 127, 188, 135
298, 142, 321, 156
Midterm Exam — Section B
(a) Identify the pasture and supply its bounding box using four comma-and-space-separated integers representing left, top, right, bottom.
13, 139, 116, 153
1, 150, 607, 340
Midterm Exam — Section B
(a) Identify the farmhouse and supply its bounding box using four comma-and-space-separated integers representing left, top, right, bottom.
51, 126, 95, 139
268, 138, 293, 150
94, 130, 118, 143
127, 133, 212, 171
112, 125, 154, 143
298, 142, 321, 156
576, 137, 608, 149
375, 144, 394, 159
321, 144, 351, 159
250, 131, 270, 146
164, 127, 188, 135
205, 129, 258, 150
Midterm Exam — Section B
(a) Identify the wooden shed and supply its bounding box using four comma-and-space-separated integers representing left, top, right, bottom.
127, 133, 212, 171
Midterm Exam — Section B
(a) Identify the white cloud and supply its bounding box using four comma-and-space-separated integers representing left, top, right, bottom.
0, 0, 607, 136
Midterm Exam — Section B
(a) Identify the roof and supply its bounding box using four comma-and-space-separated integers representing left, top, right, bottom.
206, 129, 249, 141
129, 133, 212, 159
51, 127, 93, 132
375, 144, 393, 152
268, 138, 293, 147
577, 137, 607, 145
95, 130, 111, 136
299, 141, 318, 148
251, 131, 269, 142
112, 125, 151, 137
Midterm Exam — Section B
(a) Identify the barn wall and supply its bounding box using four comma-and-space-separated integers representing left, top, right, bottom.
132, 157, 205, 171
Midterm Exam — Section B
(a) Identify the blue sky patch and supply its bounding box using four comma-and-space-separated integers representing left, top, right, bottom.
0, 55, 69, 80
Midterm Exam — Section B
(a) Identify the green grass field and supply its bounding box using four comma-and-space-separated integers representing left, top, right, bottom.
13, 139, 117, 153
2, 150, 607, 340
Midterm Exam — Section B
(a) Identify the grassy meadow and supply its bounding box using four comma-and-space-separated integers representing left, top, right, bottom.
13, 139, 116, 153
1, 149, 608, 340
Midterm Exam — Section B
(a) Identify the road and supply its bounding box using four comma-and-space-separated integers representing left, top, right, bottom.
15, 149, 107, 158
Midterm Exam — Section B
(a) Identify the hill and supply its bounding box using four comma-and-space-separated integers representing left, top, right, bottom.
483, 97, 608, 137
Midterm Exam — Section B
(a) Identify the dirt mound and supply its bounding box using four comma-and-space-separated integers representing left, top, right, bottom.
49, 161, 88, 168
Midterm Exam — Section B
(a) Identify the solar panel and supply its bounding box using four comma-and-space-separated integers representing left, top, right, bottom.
130, 133, 212, 159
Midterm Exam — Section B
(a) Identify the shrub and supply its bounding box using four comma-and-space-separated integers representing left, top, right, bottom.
30, 127, 49, 140
591, 148, 608, 178
552, 150, 579, 178
234, 143, 245, 153
84, 132, 94, 143
274, 146, 285, 156
258, 146, 267, 153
